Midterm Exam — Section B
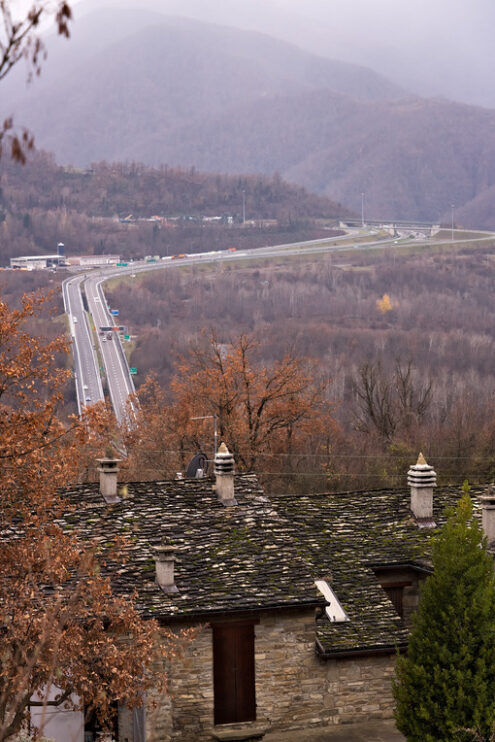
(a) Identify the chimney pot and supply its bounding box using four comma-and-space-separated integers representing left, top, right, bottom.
214, 442, 237, 506
153, 545, 178, 593
96, 457, 121, 504
407, 452, 436, 524
481, 487, 495, 548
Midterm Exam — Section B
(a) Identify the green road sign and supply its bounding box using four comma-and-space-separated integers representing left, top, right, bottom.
130, 367, 137, 374
124, 334, 130, 340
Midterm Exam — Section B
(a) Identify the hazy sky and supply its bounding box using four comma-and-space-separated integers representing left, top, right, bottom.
73, 0, 494, 106
13, 0, 495, 107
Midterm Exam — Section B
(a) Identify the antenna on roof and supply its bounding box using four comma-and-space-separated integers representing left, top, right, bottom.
186, 452, 209, 479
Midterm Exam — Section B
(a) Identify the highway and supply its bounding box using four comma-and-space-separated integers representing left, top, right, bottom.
64, 226, 495, 422
84, 272, 136, 424
62, 274, 104, 410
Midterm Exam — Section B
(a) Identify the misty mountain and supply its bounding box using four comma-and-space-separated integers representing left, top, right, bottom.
4, 9, 403, 163
74, 0, 495, 109
5, 7, 495, 227
164, 91, 495, 226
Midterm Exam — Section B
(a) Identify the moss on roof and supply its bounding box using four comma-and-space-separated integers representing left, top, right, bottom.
58, 475, 489, 655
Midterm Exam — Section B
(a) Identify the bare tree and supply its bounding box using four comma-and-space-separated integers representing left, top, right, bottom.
353, 359, 433, 441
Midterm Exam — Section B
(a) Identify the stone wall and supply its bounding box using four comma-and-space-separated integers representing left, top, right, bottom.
147, 610, 396, 741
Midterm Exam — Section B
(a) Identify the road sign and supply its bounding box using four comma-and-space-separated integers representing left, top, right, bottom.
111, 309, 119, 316
124, 334, 130, 340
129, 368, 137, 375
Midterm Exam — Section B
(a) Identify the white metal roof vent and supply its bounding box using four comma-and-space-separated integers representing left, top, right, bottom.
315, 580, 349, 623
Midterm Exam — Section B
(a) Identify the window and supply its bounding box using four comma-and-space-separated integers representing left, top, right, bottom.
212, 621, 256, 725
372, 564, 431, 621
383, 584, 406, 618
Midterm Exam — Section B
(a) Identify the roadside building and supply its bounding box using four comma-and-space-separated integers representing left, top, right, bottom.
66, 255, 121, 267
10, 254, 65, 270
10, 243, 66, 270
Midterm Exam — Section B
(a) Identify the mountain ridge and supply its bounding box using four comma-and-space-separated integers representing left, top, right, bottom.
3, 8, 495, 227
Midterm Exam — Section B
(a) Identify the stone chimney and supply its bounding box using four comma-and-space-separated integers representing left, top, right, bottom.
407, 452, 437, 524
214, 442, 237, 506
480, 486, 495, 548
153, 545, 178, 594
96, 457, 121, 504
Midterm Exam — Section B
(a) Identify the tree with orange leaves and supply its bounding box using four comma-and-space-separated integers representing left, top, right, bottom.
0, 293, 176, 742
125, 333, 336, 485
1, 2, 73, 162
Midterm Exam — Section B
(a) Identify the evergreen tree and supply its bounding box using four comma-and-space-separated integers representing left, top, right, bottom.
394, 488, 495, 742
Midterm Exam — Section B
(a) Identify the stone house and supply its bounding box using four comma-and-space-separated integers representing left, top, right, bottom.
46, 449, 494, 741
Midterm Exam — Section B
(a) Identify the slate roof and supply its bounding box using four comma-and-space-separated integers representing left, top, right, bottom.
274, 485, 488, 655
57, 474, 489, 657
58, 475, 325, 620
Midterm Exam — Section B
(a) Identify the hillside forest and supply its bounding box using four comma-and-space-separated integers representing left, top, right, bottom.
98, 238, 495, 493
4, 233, 495, 495
0, 152, 348, 263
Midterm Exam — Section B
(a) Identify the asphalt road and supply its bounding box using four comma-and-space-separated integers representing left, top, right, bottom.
64, 227, 494, 421
84, 272, 136, 424
62, 274, 104, 410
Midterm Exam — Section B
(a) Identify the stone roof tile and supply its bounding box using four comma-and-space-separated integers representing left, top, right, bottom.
58, 475, 489, 654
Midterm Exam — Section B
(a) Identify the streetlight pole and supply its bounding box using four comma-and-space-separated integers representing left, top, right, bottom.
242, 189, 246, 225
190, 414, 218, 456
451, 204, 454, 243
361, 192, 365, 228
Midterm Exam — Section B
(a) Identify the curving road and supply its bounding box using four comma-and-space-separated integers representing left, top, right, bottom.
64, 227, 495, 422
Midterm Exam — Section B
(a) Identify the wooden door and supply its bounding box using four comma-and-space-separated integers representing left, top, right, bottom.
213, 622, 256, 725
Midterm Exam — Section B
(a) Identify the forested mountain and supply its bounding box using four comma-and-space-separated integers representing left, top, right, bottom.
0, 152, 348, 262
87, 0, 494, 110
4, 7, 495, 226
168, 92, 495, 227
106, 237, 495, 490
3, 9, 402, 166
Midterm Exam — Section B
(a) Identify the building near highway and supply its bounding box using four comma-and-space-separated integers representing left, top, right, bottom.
10, 254, 65, 270
10, 243, 66, 270
37, 450, 489, 742
66, 255, 121, 267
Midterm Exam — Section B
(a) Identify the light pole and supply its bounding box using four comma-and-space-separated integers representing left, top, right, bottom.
451, 204, 454, 243
242, 189, 246, 225
361, 192, 365, 228
190, 414, 218, 456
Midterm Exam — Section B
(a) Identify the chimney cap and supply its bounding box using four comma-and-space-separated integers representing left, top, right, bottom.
480, 485, 495, 506
153, 544, 176, 559
408, 452, 437, 488
96, 457, 122, 468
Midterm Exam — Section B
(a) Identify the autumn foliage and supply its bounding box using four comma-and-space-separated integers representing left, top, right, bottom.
124, 333, 337, 489
0, 2, 72, 163
0, 294, 176, 741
